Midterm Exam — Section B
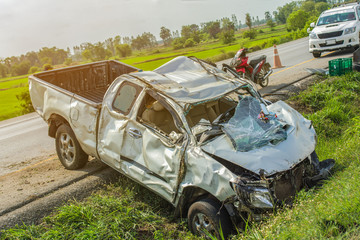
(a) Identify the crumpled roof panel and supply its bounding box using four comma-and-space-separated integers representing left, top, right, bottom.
130, 56, 244, 104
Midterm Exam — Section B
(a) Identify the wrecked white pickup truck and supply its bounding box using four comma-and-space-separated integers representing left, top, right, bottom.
29, 57, 334, 238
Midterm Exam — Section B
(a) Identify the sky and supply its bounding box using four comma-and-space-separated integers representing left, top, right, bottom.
0, 0, 293, 59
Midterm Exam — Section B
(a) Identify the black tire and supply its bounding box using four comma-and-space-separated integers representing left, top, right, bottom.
188, 198, 232, 239
312, 52, 321, 58
259, 65, 270, 87
55, 124, 88, 170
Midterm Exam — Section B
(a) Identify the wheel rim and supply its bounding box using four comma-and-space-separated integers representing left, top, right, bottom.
259, 68, 269, 86
193, 213, 216, 236
59, 133, 76, 164
261, 77, 269, 86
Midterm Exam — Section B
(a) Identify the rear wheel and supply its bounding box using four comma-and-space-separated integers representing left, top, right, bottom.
55, 124, 88, 170
259, 65, 270, 87
312, 51, 321, 58
188, 198, 232, 239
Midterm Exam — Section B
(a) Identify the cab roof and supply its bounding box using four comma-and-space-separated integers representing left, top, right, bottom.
323, 3, 358, 15
128, 56, 247, 105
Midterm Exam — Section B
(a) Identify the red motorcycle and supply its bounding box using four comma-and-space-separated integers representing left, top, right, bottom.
222, 48, 272, 87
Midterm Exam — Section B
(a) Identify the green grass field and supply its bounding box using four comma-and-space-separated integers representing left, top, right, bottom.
0, 78, 28, 120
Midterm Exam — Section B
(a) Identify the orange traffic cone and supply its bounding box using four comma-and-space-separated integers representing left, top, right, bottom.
273, 45, 284, 69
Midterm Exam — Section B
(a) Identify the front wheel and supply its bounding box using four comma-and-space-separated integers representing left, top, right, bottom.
188, 198, 232, 239
55, 124, 88, 170
312, 51, 321, 58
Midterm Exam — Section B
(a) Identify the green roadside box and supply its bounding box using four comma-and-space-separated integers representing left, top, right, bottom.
329, 58, 352, 76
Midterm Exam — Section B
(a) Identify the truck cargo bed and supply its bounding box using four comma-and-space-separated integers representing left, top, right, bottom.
77, 87, 108, 104
31, 60, 139, 105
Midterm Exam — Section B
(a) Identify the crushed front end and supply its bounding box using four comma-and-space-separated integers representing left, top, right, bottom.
229, 151, 335, 222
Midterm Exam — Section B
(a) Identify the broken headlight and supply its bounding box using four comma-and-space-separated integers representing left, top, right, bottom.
232, 181, 273, 209
249, 188, 273, 208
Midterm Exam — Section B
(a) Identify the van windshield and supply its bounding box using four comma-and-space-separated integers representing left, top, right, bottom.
317, 11, 356, 26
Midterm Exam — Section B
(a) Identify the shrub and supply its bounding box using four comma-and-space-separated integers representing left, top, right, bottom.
64, 58, 73, 66
172, 38, 185, 50
220, 30, 236, 44
16, 90, 34, 114
43, 64, 53, 71
287, 10, 310, 31
115, 44, 132, 57
243, 29, 257, 39
183, 38, 196, 48
28, 66, 39, 74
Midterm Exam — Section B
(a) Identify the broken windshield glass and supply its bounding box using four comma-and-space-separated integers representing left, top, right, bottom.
222, 96, 287, 152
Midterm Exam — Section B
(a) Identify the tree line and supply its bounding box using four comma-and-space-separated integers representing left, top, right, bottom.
0, 0, 348, 78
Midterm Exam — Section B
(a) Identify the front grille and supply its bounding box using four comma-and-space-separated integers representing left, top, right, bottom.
318, 31, 343, 39
319, 40, 344, 47
272, 162, 306, 202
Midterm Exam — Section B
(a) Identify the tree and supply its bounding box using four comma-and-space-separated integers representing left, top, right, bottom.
245, 13, 252, 29
12, 61, 31, 76
265, 11, 275, 30
160, 26, 172, 46
181, 24, 201, 43
275, 1, 299, 24
131, 32, 157, 50
38, 47, 68, 65
231, 14, 239, 30
115, 44, 132, 57
92, 42, 112, 60
201, 21, 221, 39
315, 2, 329, 14
301, 1, 316, 14
0, 63, 7, 78
287, 9, 310, 31
220, 17, 236, 44
105, 38, 116, 56
81, 49, 92, 61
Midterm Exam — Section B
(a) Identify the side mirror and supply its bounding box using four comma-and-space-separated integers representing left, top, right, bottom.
310, 22, 315, 28
307, 28, 311, 34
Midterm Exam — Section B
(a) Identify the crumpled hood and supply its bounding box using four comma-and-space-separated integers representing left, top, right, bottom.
201, 101, 316, 177
313, 21, 356, 34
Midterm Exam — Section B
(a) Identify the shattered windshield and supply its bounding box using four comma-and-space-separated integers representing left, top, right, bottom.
221, 96, 287, 152
317, 11, 356, 26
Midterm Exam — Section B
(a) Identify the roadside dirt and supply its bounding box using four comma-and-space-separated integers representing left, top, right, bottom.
0, 73, 322, 231
0, 155, 120, 230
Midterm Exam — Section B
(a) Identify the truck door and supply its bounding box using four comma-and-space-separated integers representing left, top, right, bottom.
98, 81, 184, 203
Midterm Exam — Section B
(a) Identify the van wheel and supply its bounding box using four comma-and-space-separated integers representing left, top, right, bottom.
188, 198, 232, 239
312, 52, 321, 58
55, 124, 88, 170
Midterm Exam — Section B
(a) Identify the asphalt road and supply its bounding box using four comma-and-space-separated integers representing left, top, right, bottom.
0, 37, 354, 177
0, 113, 55, 176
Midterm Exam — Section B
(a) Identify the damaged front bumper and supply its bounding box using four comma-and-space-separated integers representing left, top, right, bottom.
228, 152, 335, 222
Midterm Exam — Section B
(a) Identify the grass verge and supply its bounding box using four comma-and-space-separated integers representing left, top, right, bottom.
1, 72, 360, 239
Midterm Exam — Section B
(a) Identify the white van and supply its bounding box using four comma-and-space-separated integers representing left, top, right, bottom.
308, 3, 360, 58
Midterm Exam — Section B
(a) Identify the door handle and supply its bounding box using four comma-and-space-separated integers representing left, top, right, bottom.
128, 128, 142, 139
